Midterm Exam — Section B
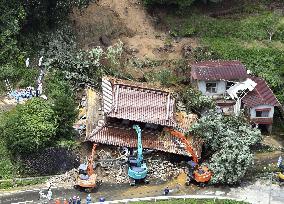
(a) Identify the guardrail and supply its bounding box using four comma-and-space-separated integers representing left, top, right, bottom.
91, 194, 248, 204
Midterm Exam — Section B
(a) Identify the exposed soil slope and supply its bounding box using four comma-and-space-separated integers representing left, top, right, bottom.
71, 0, 197, 60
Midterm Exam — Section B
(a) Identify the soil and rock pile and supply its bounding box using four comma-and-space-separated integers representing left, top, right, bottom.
47, 146, 188, 187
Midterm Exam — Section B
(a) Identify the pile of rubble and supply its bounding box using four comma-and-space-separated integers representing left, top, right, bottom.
147, 158, 186, 181
47, 168, 78, 187
95, 147, 129, 184
47, 147, 188, 186
95, 148, 187, 184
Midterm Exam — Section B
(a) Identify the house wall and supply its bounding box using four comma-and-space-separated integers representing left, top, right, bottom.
250, 104, 274, 118
197, 80, 226, 96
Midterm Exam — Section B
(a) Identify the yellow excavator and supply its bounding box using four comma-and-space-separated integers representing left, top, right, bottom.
165, 128, 212, 186
75, 144, 98, 192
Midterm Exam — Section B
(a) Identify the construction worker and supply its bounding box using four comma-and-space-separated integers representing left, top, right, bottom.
86, 194, 92, 204
164, 186, 169, 195
76, 196, 81, 204
72, 195, 77, 204
47, 188, 52, 201
99, 197, 105, 203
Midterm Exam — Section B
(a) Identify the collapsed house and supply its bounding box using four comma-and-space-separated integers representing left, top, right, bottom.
85, 77, 201, 158
190, 60, 281, 132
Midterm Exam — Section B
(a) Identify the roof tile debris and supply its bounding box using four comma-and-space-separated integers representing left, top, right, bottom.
88, 124, 202, 158
242, 76, 280, 108
191, 60, 248, 81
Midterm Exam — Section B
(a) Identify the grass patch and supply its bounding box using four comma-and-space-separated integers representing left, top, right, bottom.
132, 199, 248, 204
0, 139, 15, 180
0, 177, 47, 189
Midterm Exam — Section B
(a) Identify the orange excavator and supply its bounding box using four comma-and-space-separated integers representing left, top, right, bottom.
75, 144, 98, 192
164, 128, 212, 186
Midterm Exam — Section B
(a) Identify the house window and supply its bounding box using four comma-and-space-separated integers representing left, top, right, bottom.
206, 82, 217, 93
226, 82, 235, 90
256, 110, 270, 117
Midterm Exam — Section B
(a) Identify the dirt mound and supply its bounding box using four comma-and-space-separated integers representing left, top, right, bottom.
71, 0, 198, 60
71, 3, 133, 49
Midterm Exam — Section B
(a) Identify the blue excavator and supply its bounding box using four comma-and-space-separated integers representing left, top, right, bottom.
128, 125, 149, 186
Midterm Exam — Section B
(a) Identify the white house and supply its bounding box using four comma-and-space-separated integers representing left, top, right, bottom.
190, 60, 281, 133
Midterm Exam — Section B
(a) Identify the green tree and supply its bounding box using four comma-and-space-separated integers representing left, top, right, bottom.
179, 87, 215, 115
45, 71, 78, 139
190, 111, 261, 184
2, 98, 58, 155
0, 0, 25, 64
258, 13, 284, 41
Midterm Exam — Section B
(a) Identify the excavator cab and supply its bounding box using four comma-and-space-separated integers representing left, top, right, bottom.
75, 144, 98, 192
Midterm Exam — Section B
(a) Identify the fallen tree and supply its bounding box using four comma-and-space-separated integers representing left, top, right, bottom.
190, 111, 262, 184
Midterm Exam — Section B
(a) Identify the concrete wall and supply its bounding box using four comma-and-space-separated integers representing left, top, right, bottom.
197, 80, 226, 96
250, 104, 274, 118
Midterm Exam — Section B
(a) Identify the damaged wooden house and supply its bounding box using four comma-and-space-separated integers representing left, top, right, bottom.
190, 60, 281, 133
85, 76, 201, 158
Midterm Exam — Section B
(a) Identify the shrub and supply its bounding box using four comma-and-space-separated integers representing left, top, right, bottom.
145, 69, 180, 87
179, 87, 215, 114
2, 98, 58, 155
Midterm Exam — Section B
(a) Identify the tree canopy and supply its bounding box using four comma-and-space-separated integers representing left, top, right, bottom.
45, 71, 78, 139
190, 111, 262, 184
1, 98, 58, 155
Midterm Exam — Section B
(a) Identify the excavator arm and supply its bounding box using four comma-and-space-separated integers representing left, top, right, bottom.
133, 125, 143, 167
164, 128, 212, 183
87, 143, 97, 176
164, 128, 198, 163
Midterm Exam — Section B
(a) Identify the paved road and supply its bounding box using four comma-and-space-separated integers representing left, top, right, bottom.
1, 180, 284, 204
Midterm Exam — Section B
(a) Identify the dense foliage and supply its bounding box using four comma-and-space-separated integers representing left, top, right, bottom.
0, 0, 91, 93
22, 0, 91, 30
41, 29, 127, 86
0, 139, 14, 179
1, 98, 58, 155
190, 111, 262, 184
45, 71, 78, 139
179, 87, 215, 114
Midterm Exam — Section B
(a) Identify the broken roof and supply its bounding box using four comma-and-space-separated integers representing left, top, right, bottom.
242, 76, 280, 108
191, 60, 248, 81
102, 77, 176, 127
88, 124, 202, 158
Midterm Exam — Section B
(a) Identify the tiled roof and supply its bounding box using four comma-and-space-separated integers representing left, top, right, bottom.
88, 124, 202, 158
190, 60, 248, 81
102, 77, 176, 127
242, 76, 280, 108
